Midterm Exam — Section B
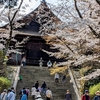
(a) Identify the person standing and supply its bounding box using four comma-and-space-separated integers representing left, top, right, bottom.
41, 81, 47, 95
31, 86, 36, 100
21, 91, 27, 100
93, 91, 100, 100
7, 89, 15, 100
21, 56, 26, 67
11, 87, 15, 94
11, 87, 16, 98
46, 88, 53, 100
61, 74, 66, 84
54, 73, 59, 84
19, 87, 26, 99
19, 75, 23, 82
26, 88, 30, 99
65, 90, 72, 100
35, 81, 39, 90
81, 90, 90, 100
0, 89, 7, 100
35, 89, 41, 99
47, 60, 52, 68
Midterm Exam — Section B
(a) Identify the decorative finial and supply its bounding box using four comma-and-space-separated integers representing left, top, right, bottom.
41, 0, 46, 4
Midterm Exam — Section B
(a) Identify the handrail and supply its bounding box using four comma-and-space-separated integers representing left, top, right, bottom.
68, 66, 81, 100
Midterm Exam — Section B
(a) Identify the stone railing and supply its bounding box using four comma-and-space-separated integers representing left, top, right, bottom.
68, 67, 81, 100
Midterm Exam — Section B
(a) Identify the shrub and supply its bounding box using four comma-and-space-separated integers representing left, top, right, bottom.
84, 76, 100, 89
0, 77, 11, 93
89, 83, 100, 99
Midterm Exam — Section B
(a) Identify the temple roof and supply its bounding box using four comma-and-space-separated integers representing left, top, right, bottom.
1, 0, 60, 36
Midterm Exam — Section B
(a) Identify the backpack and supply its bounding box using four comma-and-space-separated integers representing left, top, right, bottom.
26, 89, 29, 94
47, 92, 51, 98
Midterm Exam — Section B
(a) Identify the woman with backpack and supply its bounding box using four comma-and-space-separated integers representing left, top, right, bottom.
46, 88, 53, 100
0, 89, 7, 100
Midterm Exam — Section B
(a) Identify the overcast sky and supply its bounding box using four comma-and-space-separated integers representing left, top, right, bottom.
0, 0, 58, 27
20, 0, 58, 14
42, 0, 57, 3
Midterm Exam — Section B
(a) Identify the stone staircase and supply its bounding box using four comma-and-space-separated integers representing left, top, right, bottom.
16, 66, 77, 100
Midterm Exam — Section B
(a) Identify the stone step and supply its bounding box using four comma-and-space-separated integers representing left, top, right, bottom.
16, 66, 77, 100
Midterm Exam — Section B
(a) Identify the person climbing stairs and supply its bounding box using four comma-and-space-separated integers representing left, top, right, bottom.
16, 66, 77, 100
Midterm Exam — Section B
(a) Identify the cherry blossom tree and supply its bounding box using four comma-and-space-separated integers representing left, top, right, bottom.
34, 0, 100, 80
0, 0, 30, 76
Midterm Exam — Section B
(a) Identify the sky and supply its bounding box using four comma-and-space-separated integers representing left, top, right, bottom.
43, 0, 57, 3
18, 0, 58, 14
0, 0, 58, 27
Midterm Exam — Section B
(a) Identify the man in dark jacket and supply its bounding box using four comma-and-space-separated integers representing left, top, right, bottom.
41, 81, 47, 95
65, 90, 72, 100
81, 90, 90, 100
35, 81, 39, 89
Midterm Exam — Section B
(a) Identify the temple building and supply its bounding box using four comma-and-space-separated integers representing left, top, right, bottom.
4, 0, 61, 65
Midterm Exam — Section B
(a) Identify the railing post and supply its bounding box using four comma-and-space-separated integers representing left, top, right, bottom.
12, 66, 21, 90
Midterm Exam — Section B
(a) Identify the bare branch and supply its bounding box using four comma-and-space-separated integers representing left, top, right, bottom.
74, 0, 83, 19
95, 0, 100, 5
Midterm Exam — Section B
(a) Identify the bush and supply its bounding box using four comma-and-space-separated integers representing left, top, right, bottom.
89, 83, 100, 99
0, 77, 11, 93
84, 76, 100, 89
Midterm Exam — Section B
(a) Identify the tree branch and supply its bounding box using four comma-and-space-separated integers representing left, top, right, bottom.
74, 0, 99, 38
74, 0, 83, 19
11, 0, 23, 23
95, 0, 100, 5
3, 0, 24, 62
88, 25, 100, 38
56, 36, 74, 53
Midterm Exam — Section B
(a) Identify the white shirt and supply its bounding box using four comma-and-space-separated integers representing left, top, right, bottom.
7, 91, 15, 100
22, 57, 26, 62
31, 87, 36, 95
35, 91, 41, 99
54, 73, 59, 79
46, 89, 52, 98
47, 61, 52, 67
0, 92, 7, 100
